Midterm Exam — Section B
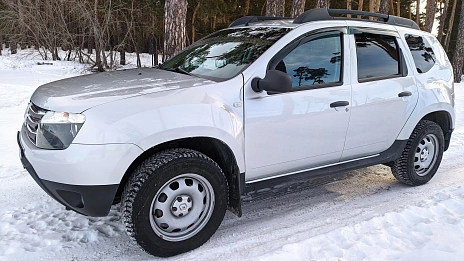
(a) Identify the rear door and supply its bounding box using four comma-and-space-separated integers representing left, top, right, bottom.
341, 28, 418, 160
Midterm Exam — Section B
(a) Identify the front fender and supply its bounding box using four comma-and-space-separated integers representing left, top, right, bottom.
72, 75, 245, 172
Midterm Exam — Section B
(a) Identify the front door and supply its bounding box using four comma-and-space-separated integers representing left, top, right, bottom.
244, 30, 352, 181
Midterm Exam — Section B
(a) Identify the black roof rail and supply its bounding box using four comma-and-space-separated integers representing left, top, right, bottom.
229, 16, 292, 27
293, 8, 420, 30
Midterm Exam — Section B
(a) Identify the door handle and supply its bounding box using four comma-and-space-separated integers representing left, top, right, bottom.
398, 91, 412, 97
330, 101, 350, 108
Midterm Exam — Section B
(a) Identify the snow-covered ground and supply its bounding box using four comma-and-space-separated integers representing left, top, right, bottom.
1, 49, 464, 261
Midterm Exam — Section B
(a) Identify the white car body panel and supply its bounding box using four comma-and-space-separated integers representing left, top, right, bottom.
244, 31, 352, 181
341, 30, 419, 160
19, 129, 143, 185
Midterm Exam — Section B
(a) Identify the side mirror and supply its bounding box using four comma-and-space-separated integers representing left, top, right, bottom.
251, 70, 292, 94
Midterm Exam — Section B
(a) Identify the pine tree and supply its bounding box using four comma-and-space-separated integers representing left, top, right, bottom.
164, 0, 188, 61
266, 0, 285, 17
453, 0, 464, 82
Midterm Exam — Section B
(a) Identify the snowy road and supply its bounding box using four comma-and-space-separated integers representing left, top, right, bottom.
1, 52, 464, 260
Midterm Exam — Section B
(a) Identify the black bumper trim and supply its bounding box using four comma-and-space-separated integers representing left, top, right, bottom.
17, 131, 119, 217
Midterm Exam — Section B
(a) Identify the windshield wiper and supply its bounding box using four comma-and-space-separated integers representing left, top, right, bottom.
163, 66, 198, 77
175, 67, 196, 77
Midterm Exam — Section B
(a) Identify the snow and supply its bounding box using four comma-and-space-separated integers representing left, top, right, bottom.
1, 49, 464, 260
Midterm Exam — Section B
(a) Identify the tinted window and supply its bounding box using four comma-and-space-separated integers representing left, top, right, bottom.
355, 33, 400, 79
277, 33, 342, 88
161, 27, 291, 81
405, 34, 436, 73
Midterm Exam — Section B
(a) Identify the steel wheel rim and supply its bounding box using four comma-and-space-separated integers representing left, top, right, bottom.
149, 173, 215, 242
414, 134, 439, 176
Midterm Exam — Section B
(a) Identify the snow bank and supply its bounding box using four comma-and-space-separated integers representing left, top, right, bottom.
253, 187, 464, 261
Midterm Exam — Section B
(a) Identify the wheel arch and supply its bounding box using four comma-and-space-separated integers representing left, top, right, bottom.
114, 136, 243, 217
420, 111, 453, 151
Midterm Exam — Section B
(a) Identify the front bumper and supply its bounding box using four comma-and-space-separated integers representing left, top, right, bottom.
17, 131, 141, 217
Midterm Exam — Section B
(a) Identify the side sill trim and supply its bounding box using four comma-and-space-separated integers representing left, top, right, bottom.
246, 154, 378, 184
243, 139, 407, 193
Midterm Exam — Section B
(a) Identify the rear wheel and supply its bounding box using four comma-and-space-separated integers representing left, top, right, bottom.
122, 148, 228, 257
391, 120, 444, 186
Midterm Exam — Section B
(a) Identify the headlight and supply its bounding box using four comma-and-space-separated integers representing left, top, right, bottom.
36, 111, 86, 149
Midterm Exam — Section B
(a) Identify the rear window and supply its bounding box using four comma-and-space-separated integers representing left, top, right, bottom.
405, 34, 436, 73
355, 33, 401, 80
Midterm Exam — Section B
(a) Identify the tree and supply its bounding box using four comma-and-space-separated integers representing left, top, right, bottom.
425, 0, 436, 32
452, 0, 464, 82
164, 0, 188, 61
291, 0, 306, 17
444, 0, 458, 51
316, 0, 330, 8
379, 0, 390, 14
266, 0, 285, 17
437, 0, 450, 42
396, 0, 401, 16
416, 0, 420, 26
358, 0, 364, 18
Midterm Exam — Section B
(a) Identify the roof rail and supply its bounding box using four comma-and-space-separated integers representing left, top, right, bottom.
293, 8, 420, 30
229, 16, 292, 27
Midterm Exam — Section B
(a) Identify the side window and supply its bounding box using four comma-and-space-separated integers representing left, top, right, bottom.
355, 33, 400, 80
276, 33, 342, 88
405, 34, 436, 73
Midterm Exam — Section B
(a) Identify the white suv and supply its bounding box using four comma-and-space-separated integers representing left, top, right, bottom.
18, 9, 455, 257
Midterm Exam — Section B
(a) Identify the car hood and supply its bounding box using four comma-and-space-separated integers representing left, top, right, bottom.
30, 68, 215, 112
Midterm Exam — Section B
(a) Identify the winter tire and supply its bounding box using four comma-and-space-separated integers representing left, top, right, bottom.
391, 120, 444, 186
121, 148, 228, 257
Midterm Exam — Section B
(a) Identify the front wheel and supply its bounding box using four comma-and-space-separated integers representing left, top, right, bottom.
122, 148, 228, 257
391, 120, 444, 186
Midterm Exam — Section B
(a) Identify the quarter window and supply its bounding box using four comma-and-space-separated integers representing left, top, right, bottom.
355, 33, 400, 80
276, 33, 342, 88
405, 34, 436, 73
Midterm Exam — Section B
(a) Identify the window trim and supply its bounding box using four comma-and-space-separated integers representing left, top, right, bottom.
352, 29, 408, 83
267, 28, 346, 93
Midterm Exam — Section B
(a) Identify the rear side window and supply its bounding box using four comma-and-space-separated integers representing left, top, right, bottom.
405, 34, 436, 73
355, 33, 400, 80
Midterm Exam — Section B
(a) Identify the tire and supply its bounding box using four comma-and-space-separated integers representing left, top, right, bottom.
121, 148, 228, 257
391, 120, 444, 186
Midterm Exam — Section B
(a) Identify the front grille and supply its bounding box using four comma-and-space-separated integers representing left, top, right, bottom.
24, 102, 47, 145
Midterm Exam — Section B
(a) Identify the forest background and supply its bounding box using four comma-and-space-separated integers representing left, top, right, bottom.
0, 0, 463, 81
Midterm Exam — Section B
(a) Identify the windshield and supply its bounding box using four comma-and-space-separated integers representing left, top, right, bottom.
161, 27, 292, 81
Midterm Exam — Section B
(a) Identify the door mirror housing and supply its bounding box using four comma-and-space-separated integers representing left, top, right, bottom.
251, 70, 292, 94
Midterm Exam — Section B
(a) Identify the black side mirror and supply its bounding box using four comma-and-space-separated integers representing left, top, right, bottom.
251, 70, 292, 94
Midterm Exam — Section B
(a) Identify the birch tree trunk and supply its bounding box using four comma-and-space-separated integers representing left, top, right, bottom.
379, 0, 390, 14
316, 0, 330, 9
291, 0, 306, 17
266, 0, 285, 17
452, 0, 464, 82
437, 0, 449, 42
164, 0, 188, 61
444, 0, 457, 51
425, 0, 436, 32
